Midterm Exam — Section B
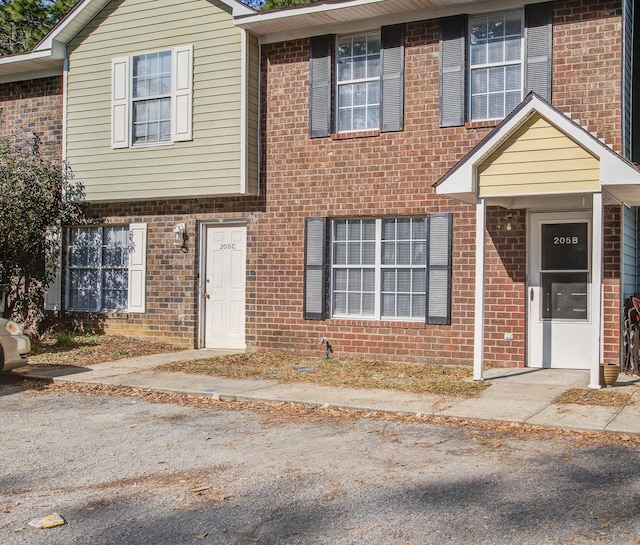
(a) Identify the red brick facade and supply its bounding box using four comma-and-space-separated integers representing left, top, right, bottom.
0, 2, 626, 367
0, 76, 62, 153
62, 198, 262, 347
256, 0, 624, 366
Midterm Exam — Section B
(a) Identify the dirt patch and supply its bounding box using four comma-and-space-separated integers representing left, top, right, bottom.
156, 352, 490, 397
554, 387, 634, 407
29, 334, 181, 367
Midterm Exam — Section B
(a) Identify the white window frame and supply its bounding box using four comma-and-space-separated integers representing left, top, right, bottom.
330, 217, 427, 321
468, 10, 524, 122
65, 223, 147, 313
335, 31, 381, 133
131, 50, 173, 146
111, 45, 193, 149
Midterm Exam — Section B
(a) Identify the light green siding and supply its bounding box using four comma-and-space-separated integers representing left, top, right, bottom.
66, 0, 258, 201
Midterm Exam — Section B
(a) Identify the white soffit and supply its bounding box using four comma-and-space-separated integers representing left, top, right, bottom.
0, 49, 64, 83
236, 0, 544, 43
0, 0, 256, 83
435, 94, 640, 205
37, 0, 255, 51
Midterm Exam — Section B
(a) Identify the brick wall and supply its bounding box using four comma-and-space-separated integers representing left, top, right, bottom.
61, 197, 262, 347
32, 0, 623, 365
257, 0, 623, 366
0, 76, 62, 154
553, 1, 623, 152
603, 205, 622, 364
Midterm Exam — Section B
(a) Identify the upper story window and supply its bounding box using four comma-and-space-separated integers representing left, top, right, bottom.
309, 25, 404, 138
469, 11, 523, 121
132, 51, 172, 145
336, 32, 381, 132
439, 3, 552, 128
111, 45, 193, 149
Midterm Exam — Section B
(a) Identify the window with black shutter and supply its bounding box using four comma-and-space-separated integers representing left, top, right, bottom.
309, 25, 405, 137
303, 214, 452, 325
439, 2, 552, 127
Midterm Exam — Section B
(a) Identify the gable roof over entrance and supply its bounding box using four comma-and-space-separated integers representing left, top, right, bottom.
436, 93, 640, 207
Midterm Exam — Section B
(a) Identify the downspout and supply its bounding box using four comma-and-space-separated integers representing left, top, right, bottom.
62, 52, 68, 189
240, 27, 248, 194
60, 50, 70, 312
589, 192, 604, 389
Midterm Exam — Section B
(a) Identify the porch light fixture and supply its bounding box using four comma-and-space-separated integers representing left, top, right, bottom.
173, 223, 189, 252
505, 214, 513, 231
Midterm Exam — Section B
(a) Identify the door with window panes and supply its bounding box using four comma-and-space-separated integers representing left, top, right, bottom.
528, 212, 592, 369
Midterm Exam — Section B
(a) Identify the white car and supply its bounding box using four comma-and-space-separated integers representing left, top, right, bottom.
0, 318, 31, 372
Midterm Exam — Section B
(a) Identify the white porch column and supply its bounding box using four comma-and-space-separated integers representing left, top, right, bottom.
589, 192, 603, 389
473, 198, 486, 381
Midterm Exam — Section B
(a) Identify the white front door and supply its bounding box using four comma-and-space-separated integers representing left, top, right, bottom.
202, 224, 246, 349
528, 212, 592, 369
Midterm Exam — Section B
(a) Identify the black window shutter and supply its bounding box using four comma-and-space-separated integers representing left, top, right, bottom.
426, 213, 452, 325
304, 217, 327, 320
380, 24, 404, 132
525, 2, 552, 101
439, 15, 466, 127
309, 35, 332, 138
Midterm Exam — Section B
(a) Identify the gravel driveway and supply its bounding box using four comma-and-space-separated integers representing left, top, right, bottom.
1, 377, 639, 545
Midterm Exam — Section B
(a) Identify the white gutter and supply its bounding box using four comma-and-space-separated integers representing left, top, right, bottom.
240, 28, 248, 194
589, 193, 604, 389
62, 54, 69, 184
473, 198, 486, 381
235, 0, 543, 44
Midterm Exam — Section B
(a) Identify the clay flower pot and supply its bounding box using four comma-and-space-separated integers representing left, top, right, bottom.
601, 363, 620, 387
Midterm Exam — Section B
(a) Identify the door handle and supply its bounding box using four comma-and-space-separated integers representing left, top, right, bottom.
530, 287, 534, 301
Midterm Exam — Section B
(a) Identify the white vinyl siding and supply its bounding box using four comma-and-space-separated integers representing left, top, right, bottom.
66, 0, 257, 200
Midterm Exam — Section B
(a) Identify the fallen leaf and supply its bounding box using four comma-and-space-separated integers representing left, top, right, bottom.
191, 486, 212, 494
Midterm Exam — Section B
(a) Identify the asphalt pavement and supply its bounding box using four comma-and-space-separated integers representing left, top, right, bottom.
14, 349, 640, 435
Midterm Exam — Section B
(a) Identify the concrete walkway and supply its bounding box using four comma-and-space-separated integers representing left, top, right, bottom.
15, 349, 640, 435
